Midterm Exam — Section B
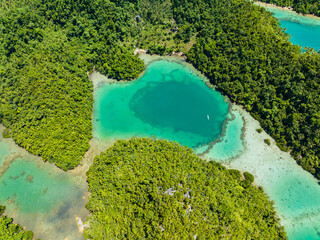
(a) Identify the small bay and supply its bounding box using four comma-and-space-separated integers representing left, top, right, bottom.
256, 2, 320, 50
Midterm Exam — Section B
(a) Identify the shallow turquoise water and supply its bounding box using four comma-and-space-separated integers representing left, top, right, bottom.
257, 3, 320, 50
0, 127, 88, 239
252, 155, 320, 240
205, 111, 244, 160
0, 159, 82, 214
281, 20, 320, 50
275, 156, 320, 239
94, 60, 229, 148
0, 157, 88, 239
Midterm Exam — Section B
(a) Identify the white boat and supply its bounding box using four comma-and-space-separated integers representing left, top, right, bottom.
207, 114, 210, 120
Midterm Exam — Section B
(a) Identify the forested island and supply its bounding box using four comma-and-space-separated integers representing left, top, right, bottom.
85, 138, 286, 239
259, 0, 320, 17
0, 0, 320, 238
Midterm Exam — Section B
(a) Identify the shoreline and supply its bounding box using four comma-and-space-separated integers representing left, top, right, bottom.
138, 52, 215, 87
255, 1, 320, 20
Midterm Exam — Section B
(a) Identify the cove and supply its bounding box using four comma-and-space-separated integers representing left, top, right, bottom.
0, 125, 88, 240
256, 2, 320, 50
94, 60, 229, 148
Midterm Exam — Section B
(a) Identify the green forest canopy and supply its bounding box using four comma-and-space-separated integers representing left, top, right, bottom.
0, 0, 319, 181
85, 138, 287, 239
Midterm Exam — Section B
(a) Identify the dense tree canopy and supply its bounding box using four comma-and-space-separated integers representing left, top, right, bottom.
0, 206, 35, 240
0, 31, 93, 170
85, 138, 286, 239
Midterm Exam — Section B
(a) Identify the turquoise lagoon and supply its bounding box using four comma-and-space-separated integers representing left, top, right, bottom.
0, 126, 88, 240
94, 60, 230, 148
256, 3, 320, 50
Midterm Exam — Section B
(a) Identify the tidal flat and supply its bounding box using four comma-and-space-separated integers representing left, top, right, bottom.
207, 105, 320, 240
